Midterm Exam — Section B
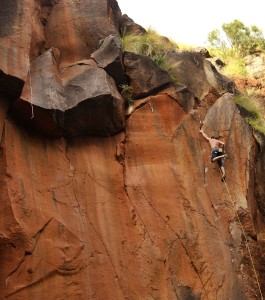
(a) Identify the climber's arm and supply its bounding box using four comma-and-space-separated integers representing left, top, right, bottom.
199, 129, 210, 141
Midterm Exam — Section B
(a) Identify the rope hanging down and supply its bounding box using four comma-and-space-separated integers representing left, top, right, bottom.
29, 67, 34, 119
222, 179, 263, 300
197, 110, 263, 298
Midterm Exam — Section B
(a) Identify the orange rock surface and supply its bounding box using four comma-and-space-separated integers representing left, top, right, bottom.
0, 1, 265, 299
1, 91, 264, 299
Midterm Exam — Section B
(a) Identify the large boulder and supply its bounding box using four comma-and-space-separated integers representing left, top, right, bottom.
63, 64, 125, 136
120, 14, 146, 35
12, 48, 125, 136
124, 51, 171, 99
245, 53, 265, 81
91, 34, 126, 86
164, 51, 235, 103
1, 1, 265, 299
0, 0, 123, 98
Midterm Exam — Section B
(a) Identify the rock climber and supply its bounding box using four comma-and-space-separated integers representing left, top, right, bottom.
199, 128, 227, 181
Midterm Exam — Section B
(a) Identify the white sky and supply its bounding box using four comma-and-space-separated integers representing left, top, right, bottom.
116, 0, 265, 46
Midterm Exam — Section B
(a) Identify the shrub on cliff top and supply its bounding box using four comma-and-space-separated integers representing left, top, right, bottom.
121, 27, 177, 56
207, 20, 265, 78
208, 19, 265, 58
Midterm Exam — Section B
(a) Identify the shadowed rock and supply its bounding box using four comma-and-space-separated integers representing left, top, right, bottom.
164, 51, 235, 103
63, 65, 125, 136
255, 142, 265, 236
0, 70, 24, 98
12, 48, 125, 136
120, 14, 146, 35
0, 0, 124, 75
91, 34, 126, 86
124, 51, 171, 99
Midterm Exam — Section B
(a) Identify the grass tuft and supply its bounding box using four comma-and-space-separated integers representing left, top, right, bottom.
121, 28, 179, 83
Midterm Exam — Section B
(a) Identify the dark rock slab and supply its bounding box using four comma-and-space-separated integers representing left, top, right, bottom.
12, 49, 125, 137
91, 34, 126, 86
124, 51, 171, 99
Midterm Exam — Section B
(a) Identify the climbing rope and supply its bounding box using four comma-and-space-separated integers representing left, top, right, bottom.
222, 178, 263, 300
27, 1, 35, 120
197, 110, 263, 298
28, 66, 35, 119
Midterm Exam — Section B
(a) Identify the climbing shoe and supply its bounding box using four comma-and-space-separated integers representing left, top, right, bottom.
221, 175, 226, 182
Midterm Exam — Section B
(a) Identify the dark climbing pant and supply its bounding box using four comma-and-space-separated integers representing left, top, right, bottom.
211, 147, 223, 168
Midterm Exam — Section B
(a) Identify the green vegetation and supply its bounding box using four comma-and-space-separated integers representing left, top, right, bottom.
223, 58, 248, 77
207, 20, 265, 136
207, 20, 265, 77
208, 19, 265, 58
120, 84, 134, 106
173, 42, 198, 51
121, 27, 178, 56
120, 21, 265, 135
234, 91, 265, 135
121, 28, 179, 82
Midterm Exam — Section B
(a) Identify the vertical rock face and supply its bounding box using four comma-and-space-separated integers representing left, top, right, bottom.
1, 92, 263, 299
44, 0, 122, 69
1, 0, 125, 137
0, 0, 31, 80
0, 1, 265, 300
0, 0, 31, 97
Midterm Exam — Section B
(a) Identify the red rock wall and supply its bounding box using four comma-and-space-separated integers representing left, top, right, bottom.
1, 92, 264, 299
1, 0, 265, 299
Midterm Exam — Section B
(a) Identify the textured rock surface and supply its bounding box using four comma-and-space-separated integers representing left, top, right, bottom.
120, 14, 147, 35
165, 51, 235, 102
1, 90, 265, 299
1, 1, 265, 299
12, 48, 125, 137
0, 0, 31, 81
91, 34, 126, 86
245, 53, 265, 82
124, 52, 171, 99
44, 0, 122, 69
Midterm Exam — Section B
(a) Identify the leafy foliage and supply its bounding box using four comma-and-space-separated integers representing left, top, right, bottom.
208, 29, 227, 55
208, 19, 265, 57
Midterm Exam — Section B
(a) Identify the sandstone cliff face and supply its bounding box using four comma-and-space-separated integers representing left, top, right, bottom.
1, 1, 265, 299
